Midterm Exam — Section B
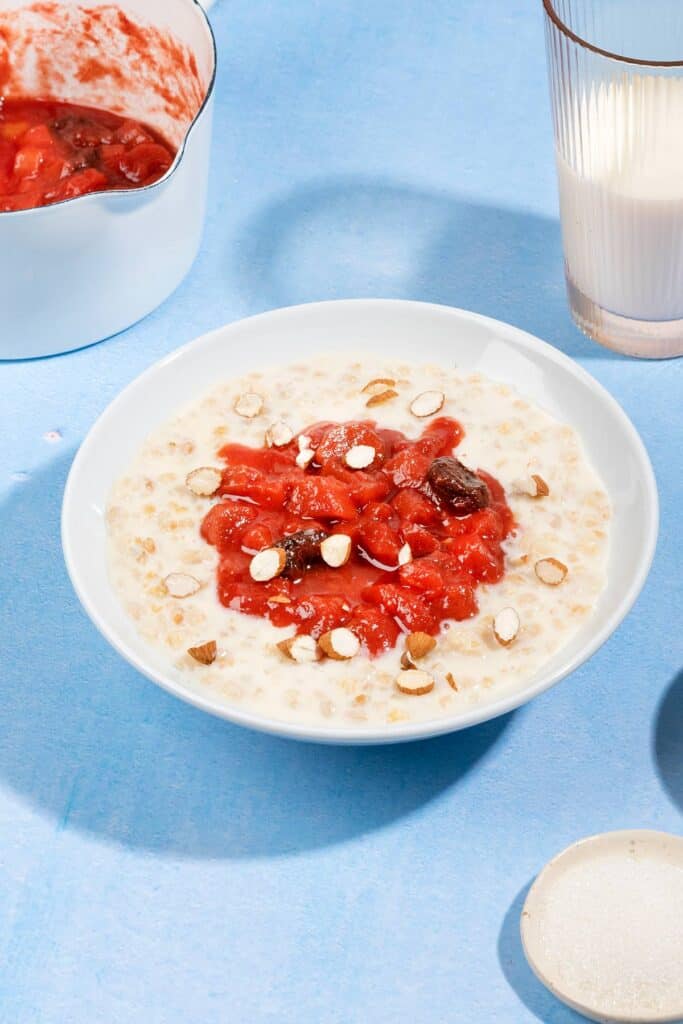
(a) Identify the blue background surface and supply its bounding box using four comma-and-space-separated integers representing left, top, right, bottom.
1, 1, 682, 1021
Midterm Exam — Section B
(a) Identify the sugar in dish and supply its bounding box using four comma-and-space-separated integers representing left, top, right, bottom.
522, 831, 683, 1023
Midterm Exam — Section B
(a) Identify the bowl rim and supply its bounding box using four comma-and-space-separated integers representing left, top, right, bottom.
61, 299, 659, 745
0, 0, 217, 220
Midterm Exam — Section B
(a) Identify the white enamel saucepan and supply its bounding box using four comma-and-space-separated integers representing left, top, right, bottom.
0, 0, 217, 359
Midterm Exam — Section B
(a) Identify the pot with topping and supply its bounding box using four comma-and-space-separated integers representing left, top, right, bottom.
0, 0, 217, 358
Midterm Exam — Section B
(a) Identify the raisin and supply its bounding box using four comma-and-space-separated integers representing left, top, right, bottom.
426, 457, 490, 516
280, 528, 329, 578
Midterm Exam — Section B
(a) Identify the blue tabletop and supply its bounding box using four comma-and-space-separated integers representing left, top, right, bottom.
2, 2, 682, 1021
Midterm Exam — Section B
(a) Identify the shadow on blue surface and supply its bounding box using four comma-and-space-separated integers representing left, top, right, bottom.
236, 176, 619, 361
498, 883, 588, 1024
1, 454, 511, 858
654, 669, 683, 812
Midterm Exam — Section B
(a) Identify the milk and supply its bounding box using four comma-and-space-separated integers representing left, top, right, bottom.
557, 75, 683, 321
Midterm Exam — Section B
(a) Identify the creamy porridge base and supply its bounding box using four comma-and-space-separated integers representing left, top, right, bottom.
106, 354, 611, 728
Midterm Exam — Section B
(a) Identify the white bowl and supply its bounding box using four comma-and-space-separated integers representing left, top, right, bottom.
62, 300, 658, 744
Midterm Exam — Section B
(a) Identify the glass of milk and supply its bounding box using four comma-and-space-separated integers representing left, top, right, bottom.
543, 0, 683, 357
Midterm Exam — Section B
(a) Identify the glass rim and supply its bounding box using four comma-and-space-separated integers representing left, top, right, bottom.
543, 0, 683, 68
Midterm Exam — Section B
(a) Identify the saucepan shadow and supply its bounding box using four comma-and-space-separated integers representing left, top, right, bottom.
653, 668, 683, 812
235, 176, 619, 361
498, 883, 589, 1023
0, 454, 511, 860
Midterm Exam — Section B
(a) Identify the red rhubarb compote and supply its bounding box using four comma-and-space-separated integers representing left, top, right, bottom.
0, 99, 175, 212
201, 418, 514, 657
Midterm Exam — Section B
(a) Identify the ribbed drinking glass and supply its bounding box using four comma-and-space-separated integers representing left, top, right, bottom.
543, 0, 683, 358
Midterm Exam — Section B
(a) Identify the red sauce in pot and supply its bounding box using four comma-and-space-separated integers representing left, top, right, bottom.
0, 98, 175, 212
200, 418, 514, 657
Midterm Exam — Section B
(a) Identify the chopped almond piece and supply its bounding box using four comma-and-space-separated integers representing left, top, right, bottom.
398, 543, 413, 566
366, 388, 398, 408
535, 557, 569, 586
396, 669, 435, 695
234, 392, 264, 418
296, 447, 315, 470
298, 434, 312, 451
277, 635, 321, 663
319, 628, 360, 660
267, 594, 292, 606
249, 547, 287, 582
406, 631, 436, 660
512, 473, 550, 498
163, 573, 201, 598
265, 421, 294, 448
400, 651, 415, 670
445, 672, 458, 691
361, 377, 397, 395
186, 466, 222, 497
493, 607, 520, 647
531, 474, 550, 497
345, 444, 376, 470
188, 641, 217, 665
410, 390, 445, 418
320, 534, 352, 568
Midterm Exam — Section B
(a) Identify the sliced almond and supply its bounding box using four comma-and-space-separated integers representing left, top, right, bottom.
535, 557, 569, 586
366, 388, 398, 408
277, 634, 321, 663
493, 607, 520, 647
321, 533, 352, 568
249, 547, 286, 582
397, 543, 413, 566
345, 444, 376, 470
267, 594, 292, 606
406, 631, 436, 660
187, 641, 217, 665
186, 466, 222, 497
362, 377, 397, 395
445, 672, 459, 691
296, 447, 315, 470
396, 669, 435, 696
512, 473, 550, 499
265, 421, 294, 448
319, 628, 360, 660
163, 573, 201, 598
410, 390, 445, 418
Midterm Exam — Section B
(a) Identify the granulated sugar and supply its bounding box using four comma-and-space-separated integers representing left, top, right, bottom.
524, 833, 683, 1020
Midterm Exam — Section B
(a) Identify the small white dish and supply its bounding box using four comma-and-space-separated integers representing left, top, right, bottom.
521, 830, 683, 1023
61, 300, 658, 744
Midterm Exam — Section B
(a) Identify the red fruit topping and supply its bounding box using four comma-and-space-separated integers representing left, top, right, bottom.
201, 416, 513, 655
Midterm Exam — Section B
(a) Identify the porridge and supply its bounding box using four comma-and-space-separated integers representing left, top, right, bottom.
107, 354, 611, 728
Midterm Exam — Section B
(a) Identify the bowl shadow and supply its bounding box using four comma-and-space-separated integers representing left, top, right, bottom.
235, 176, 619, 361
654, 669, 683, 813
0, 453, 511, 859
498, 882, 589, 1023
